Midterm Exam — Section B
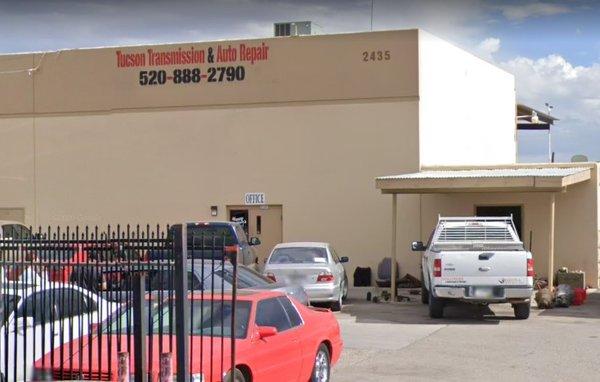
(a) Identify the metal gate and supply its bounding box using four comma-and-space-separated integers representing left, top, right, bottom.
0, 224, 237, 382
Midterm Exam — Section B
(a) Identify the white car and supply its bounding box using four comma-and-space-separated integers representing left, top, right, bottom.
413, 216, 534, 319
263, 242, 349, 311
0, 281, 120, 381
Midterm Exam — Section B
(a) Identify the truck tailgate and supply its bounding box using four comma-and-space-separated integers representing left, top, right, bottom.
438, 251, 529, 285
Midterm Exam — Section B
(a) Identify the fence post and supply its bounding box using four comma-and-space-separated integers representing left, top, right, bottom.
160, 353, 173, 382
133, 273, 148, 382
173, 224, 189, 382
118, 352, 130, 382
230, 248, 237, 382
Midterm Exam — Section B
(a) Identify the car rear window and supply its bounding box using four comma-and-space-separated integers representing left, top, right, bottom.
269, 247, 328, 264
1, 224, 31, 240
187, 225, 237, 247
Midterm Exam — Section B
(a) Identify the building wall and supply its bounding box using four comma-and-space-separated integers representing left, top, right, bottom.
0, 29, 521, 284
554, 164, 599, 287
0, 30, 419, 115
0, 117, 35, 222
418, 30, 517, 167
0, 100, 421, 278
418, 166, 599, 287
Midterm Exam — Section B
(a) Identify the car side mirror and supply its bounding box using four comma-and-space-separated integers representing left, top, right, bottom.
249, 237, 261, 246
257, 326, 277, 339
339, 256, 349, 263
411, 241, 426, 252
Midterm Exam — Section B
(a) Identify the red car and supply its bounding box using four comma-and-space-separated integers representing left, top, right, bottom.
46, 244, 89, 282
34, 290, 343, 382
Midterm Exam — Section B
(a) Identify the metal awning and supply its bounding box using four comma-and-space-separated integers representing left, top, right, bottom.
376, 167, 591, 194
516, 103, 558, 130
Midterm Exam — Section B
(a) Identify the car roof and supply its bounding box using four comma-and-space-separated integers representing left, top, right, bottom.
188, 289, 283, 301
186, 221, 238, 226
2, 281, 85, 296
273, 242, 329, 249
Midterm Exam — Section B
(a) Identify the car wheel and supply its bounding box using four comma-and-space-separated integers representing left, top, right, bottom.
331, 288, 343, 312
428, 287, 444, 318
513, 302, 530, 320
223, 368, 246, 382
311, 344, 331, 382
342, 275, 348, 301
420, 271, 429, 305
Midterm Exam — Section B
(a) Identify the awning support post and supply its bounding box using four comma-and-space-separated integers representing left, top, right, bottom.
547, 193, 555, 289
391, 194, 398, 301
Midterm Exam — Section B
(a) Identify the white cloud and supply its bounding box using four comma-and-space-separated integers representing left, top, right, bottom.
477, 37, 500, 59
496, 2, 571, 21
500, 54, 600, 161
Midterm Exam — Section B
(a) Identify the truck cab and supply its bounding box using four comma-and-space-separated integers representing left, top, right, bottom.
148, 222, 260, 266
0, 221, 31, 241
186, 221, 260, 266
413, 216, 534, 319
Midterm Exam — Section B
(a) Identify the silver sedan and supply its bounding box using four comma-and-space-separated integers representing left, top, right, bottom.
263, 242, 349, 311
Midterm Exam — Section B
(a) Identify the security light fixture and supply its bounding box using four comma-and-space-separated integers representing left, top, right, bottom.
210, 206, 218, 217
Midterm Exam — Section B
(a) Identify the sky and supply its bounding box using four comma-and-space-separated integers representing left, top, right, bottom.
1, 0, 598, 163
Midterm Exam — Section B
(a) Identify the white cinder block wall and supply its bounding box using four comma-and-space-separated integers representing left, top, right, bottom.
418, 30, 517, 167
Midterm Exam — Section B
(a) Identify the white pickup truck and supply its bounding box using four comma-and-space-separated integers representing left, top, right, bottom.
412, 216, 534, 319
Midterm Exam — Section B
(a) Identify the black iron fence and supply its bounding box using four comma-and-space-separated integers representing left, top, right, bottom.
0, 224, 237, 382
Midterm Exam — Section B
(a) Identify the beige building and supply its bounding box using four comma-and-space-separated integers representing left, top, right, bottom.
0, 29, 598, 286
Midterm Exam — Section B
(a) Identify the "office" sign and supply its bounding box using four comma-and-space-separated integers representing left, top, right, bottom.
244, 192, 266, 205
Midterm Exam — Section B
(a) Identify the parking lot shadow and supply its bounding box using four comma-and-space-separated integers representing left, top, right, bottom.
338, 296, 505, 325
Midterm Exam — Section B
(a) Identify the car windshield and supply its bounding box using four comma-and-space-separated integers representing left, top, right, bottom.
269, 247, 328, 264
211, 266, 272, 288
105, 299, 251, 339
0, 294, 21, 323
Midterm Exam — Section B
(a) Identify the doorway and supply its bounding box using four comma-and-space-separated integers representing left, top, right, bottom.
227, 205, 282, 264
229, 209, 249, 237
475, 205, 522, 238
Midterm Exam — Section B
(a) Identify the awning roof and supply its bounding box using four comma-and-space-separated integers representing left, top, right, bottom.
376, 166, 592, 194
517, 104, 558, 130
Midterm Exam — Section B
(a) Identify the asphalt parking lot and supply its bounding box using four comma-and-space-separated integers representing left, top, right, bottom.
332, 289, 600, 382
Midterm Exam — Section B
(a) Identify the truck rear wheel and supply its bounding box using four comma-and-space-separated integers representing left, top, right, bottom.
513, 302, 530, 320
428, 289, 444, 318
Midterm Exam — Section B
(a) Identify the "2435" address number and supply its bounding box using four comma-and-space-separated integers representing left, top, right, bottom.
362, 50, 391, 62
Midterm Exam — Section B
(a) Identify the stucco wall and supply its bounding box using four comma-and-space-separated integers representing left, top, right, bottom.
0, 100, 421, 282
0, 117, 35, 221
418, 30, 517, 166
0, 30, 419, 115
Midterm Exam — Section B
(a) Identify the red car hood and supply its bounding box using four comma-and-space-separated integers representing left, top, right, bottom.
35, 333, 250, 380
